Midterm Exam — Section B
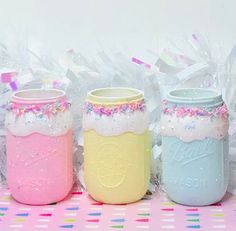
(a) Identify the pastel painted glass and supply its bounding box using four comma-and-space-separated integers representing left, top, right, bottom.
83, 88, 151, 204
161, 88, 229, 206
6, 89, 73, 205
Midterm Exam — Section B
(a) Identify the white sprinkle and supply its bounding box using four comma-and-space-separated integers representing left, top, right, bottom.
64, 213, 77, 217
161, 218, 175, 222
161, 225, 175, 229
136, 225, 149, 229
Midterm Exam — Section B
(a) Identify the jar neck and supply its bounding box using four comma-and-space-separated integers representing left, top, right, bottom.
167, 88, 223, 107
12, 89, 66, 104
87, 87, 144, 105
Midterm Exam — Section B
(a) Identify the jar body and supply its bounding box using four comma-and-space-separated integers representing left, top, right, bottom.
6, 89, 73, 205
161, 88, 229, 206
83, 88, 151, 204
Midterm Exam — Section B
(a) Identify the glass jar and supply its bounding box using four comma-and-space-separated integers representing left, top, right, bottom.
6, 89, 73, 205
83, 88, 151, 204
161, 88, 229, 206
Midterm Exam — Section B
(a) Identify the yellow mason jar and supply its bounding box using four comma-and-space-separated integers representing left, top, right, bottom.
83, 87, 151, 204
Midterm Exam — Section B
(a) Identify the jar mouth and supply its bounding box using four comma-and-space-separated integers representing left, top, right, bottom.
167, 88, 223, 105
12, 89, 66, 103
87, 87, 143, 104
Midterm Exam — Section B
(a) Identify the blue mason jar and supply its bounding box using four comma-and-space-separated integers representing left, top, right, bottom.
161, 88, 229, 206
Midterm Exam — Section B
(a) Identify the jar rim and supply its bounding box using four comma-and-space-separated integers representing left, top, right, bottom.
167, 88, 223, 105
87, 87, 143, 104
12, 89, 66, 103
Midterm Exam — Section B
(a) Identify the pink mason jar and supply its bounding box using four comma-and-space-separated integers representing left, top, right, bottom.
5, 89, 73, 205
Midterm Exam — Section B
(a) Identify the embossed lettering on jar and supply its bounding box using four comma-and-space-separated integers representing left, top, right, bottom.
6, 89, 73, 205
161, 88, 229, 206
83, 88, 151, 204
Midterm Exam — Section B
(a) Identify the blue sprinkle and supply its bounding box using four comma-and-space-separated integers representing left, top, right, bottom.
111, 218, 126, 222
66, 207, 79, 211
187, 214, 200, 217
0, 208, 8, 211
60, 225, 74, 228
186, 225, 201, 229
88, 212, 102, 216
16, 213, 29, 216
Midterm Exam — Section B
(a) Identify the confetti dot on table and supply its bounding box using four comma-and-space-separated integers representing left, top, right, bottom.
64, 218, 76, 223
162, 202, 176, 206
187, 219, 200, 222
110, 225, 124, 229
213, 225, 226, 229
161, 218, 175, 222
19, 208, 31, 211
212, 219, 225, 222
161, 225, 175, 229
60, 225, 74, 228
111, 218, 126, 222
210, 214, 224, 217
14, 218, 26, 222
65, 213, 77, 217
186, 225, 201, 229
186, 208, 198, 212
161, 208, 174, 211
136, 218, 149, 222
34, 224, 48, 229
86, 219, 99, 222
39, 213, 52, 217
137, 213, 150, 216
88, 212, 102, 216
136, 225, 149, 229
0, 207, 8, 211
162, 213, 174, 217
0, 213, 5, 216
186, 213, 200, 217
37, 219, 50, 222
66, 207, 79, 211
15, 213, 29, 217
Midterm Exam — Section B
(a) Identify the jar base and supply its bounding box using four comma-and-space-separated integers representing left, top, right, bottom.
10, 183, 74, 206
167, 194, 225, 207
88, 191, 147, 205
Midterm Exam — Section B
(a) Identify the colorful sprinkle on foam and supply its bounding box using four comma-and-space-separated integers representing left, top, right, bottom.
8, 100, 71, 117
162, 100, 228, 119
84, 99, 146, 116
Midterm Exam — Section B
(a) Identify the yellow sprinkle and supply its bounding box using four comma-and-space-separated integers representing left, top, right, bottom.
14, 218, 26, 222
210, 214, 224, 217
1, 196, 11, 201
64, 219, 76, 223
162, 202, 176, 206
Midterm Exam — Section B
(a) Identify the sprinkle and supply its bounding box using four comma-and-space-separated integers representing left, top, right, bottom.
84, 99, 145, 116
8, 100, 70, 117
162, 100, 228, 119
